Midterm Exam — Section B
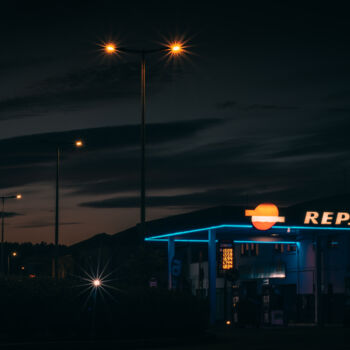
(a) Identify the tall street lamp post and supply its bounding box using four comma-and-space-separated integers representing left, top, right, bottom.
103, 42, 185, 237
91, 278, 102, 338
53, 140, 83, 279
8, 251, 17, 276
0, 194, 21, 276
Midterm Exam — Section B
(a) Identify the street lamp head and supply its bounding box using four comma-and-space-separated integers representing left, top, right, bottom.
104, 42, 117, 54
92, 279, 102, 287
12, 251, 17, 257
75, 140, 83, 148
170, 42, 183, 55
16, 194, 22, 199
164, 38, 190, 59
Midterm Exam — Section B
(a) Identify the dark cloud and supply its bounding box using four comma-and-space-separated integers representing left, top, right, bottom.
243, 104, 298, 111
216, 100, 297, 112
0, 56, 55, 74
78, 184, 331, 210
17, 221, 80, 229
1, 212, 22, 218
0, 61, 178, 119
325, 90, 350, 102
0, 118, 223, 189
216, 101, 237, 110
71, 108, 350, 209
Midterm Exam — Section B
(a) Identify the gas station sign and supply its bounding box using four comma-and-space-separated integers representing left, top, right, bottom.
218, 242, 234, 275
222, 248, 233, 270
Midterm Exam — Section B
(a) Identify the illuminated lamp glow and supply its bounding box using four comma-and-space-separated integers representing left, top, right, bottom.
168, 41, 184, 55
171, 44, 182, 53
105, 43, 117, 53
92, 279, 101, 287
75, 140, 83, 147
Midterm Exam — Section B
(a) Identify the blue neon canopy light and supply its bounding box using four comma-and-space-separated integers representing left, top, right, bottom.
144, 222, 350, 244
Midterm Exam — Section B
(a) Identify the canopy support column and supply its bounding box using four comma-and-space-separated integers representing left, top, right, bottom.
208, 229, 216, 325
168, 237, 175, 290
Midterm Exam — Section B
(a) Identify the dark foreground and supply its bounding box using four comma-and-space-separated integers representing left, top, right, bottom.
0, 327, 349, 350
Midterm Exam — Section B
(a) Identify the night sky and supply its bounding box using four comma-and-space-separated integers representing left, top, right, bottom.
0, 2, 349, 244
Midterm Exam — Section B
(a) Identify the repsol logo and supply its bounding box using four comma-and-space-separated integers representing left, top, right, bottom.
304, 211, 350, 225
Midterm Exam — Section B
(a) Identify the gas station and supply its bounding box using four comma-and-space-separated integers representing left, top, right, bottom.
145, 198, 350, 326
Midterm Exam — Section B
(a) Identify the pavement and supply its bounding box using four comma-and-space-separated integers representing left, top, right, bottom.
0, 326, 349, 350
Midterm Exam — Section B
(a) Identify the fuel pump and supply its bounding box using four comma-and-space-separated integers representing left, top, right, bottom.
232, 283, 240, 325
262, 281, 271, 325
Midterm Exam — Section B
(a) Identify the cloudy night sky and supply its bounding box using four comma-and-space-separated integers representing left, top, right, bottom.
0, 2, 349, 245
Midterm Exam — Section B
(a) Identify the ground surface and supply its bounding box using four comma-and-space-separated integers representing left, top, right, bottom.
0, 327, 348, 350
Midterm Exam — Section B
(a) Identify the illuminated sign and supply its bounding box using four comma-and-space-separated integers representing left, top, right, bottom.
222, 248, 234, 270
218, 242, 234, 275
245, 203, 285, 230
304, 211, 350, 225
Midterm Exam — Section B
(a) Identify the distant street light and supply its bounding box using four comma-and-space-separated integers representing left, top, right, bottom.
102, 38, 188, 237
53, 140, 84, 280
92, 278, 102, 288
0, 194, 21, 276
8, 251, 18, 276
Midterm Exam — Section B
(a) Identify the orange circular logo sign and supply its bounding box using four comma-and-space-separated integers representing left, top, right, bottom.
245, 203, 285, 230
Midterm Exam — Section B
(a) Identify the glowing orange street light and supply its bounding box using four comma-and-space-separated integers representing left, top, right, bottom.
169, 42, 183, 55
53, 139, 85, 280
101, 37, 188, 245
7, 251, 18, 275
104, 43, 117, 54
75, 140, 83, 148
0, 194, 22, 275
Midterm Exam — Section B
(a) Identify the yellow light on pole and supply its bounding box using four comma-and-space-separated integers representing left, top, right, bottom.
16, 194, 22, 199
75, 140, 83, 148
166, 40, 188, 57
98, 35, 191, 242
170, 43, 183, 54
12, 251, 17, 257
104, 43, 117, 54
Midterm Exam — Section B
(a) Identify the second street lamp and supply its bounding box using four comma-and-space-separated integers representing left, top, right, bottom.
8, 251, 18, 276
103, 40, 186, 237
53, 140, 84, 279
0, 194, 21, 276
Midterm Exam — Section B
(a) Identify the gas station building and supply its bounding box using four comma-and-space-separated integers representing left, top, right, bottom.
145, 197, 350, 325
